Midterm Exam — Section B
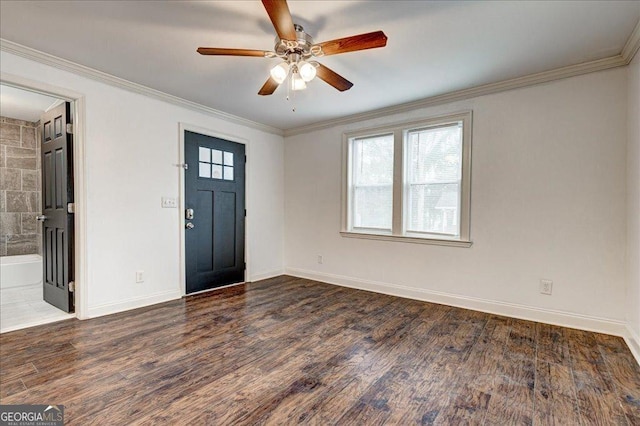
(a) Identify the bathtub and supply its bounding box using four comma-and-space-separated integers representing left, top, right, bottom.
0, 254, 43, 289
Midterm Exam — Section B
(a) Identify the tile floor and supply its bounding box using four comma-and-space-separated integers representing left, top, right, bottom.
0, 284, 74, 333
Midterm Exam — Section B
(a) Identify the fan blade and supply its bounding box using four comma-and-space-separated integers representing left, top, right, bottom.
316, 64, 353, 92
315, 31, 387, 56
258, 77, 280, 96
197, 47, 268, 57
262, 0, 297, 41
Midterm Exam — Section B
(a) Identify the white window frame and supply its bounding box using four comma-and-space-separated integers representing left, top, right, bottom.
341, 111, 473, 247
349, 132, 395, 234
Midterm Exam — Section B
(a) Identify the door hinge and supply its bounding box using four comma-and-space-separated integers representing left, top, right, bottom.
67, 202, 75, 214
66, 123, 74, 134
244, 209, 247, 217
243, 262, 246, 270
69, 281, 75, 292
244, 155, 247, 163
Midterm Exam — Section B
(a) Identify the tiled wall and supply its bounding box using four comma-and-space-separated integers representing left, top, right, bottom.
0, 116, 41, 256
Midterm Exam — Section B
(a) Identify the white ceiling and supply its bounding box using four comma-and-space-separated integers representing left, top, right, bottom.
1, 1, 638, 131
0, 84, 61, 122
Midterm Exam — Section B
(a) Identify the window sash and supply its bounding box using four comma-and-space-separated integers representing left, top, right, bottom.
349, 135, 394, 231
404, 121, 463, 237
405, 182, 461, 236
351, 184, 393, 231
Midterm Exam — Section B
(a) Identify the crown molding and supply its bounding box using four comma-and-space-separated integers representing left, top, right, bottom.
622, 18, 640, 64
0, 39, 283, 136
284, 54, 627, 137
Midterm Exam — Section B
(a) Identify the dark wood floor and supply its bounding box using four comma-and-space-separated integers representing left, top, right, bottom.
1, 276, 639, 425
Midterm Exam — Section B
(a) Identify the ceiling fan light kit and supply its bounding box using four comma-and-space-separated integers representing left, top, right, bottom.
269, 52, 317, 90
197, 0, 387, 97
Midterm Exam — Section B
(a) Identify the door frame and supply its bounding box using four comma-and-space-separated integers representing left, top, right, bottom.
1, 72, 88, 319
178, 123, 250, 296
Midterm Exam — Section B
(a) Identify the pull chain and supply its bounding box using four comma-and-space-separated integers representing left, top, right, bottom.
286, 77, 296, 112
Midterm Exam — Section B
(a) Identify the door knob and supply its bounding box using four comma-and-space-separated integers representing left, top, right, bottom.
36, 215, 48, 221
185, 222, 195, 229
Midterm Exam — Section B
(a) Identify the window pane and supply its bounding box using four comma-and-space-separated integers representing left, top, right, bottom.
212, 164, 223, 179
351, 134, 393, 230
353, 134, 394, 185
223, 166, 234, 181
224, 151, 233, 166
407, 124, 462, 184
199, 162, 211, 178
354, 185, 393, 229
211, 149, 223, 164
407, 183, 460, 235
199, 147, 210, 163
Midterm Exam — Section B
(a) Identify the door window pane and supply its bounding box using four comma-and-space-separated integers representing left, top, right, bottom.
199, 147, 210, 163
211, 149, 223, 165
224, 151, 233, 166
223, 166, 234, 181
199, 162, 211, 178
212, 164, 223, 179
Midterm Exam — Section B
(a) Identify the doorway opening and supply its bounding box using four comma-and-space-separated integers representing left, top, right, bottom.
0, 81, 84, 333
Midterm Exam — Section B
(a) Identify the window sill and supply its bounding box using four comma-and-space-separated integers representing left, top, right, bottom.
340, 231, 473, 248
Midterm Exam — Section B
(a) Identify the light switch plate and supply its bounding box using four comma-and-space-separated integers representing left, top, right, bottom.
161, 197, 177, 208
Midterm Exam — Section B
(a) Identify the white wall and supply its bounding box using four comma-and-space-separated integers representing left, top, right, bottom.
285, 68, 628, 331
628, 52, 640, 353
1, 51, 285, 318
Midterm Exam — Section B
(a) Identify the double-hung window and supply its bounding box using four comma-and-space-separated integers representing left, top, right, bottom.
350, 133, 394, 232
342, 111, 472, 247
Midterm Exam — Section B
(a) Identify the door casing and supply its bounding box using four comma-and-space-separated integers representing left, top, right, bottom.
1, 73, 88, 319
178, 123, 250, 296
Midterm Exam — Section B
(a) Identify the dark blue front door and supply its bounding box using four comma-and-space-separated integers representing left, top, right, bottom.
184, 131, 245, 294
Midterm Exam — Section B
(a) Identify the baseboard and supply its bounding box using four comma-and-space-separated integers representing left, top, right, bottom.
86, 289, 182, 318
285, 267, 627, 337
85, 270, 284, 318
625, 326, 640, 366
250, 269, 285, 282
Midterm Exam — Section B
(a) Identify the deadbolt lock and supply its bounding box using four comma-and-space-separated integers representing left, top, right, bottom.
185, 208, 194, 220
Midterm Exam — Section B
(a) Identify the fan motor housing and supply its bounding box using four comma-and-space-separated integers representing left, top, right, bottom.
274, 24, 314, 57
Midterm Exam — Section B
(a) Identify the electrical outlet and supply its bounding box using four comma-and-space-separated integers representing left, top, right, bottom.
161, 197, 177, 208
136, 271, 144, 283
317, 255, 323, 264
540, 279, 553, 295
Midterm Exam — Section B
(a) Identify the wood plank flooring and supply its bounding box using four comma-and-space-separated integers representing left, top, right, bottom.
1, 275, 639, 425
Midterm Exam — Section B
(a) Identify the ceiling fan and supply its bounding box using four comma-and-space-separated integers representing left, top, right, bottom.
197, 0, 388, 96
